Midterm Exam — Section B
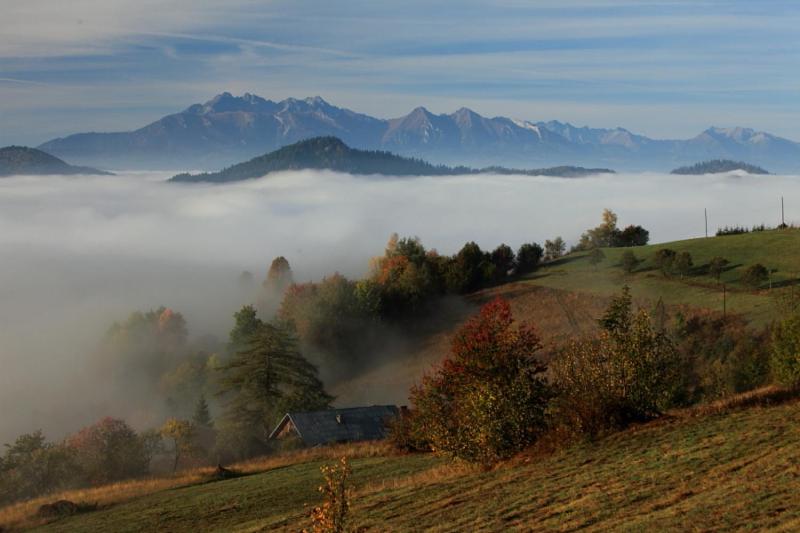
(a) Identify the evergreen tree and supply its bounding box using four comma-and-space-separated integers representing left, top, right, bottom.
218, 321, 332, 444
192, 393, 213, 428
228, 305, 263, 355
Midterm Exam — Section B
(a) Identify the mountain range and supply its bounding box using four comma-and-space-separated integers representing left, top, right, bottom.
38, 93, 800, 172
170, 136, 613, 183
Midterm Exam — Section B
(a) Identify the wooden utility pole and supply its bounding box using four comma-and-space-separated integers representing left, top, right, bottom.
705, 208, 708, 238
782, 196, 786, 227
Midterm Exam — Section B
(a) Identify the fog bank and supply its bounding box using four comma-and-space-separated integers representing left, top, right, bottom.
1, 169, 797, 443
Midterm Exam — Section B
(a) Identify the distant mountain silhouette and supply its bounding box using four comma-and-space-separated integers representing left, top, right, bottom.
0, 146, 110, 176
670, 159, 769, 175
170, 137, 613, 183
37, 93, 800, 172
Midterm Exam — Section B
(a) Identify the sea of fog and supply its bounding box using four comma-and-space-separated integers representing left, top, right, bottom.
0, 169, 797, 443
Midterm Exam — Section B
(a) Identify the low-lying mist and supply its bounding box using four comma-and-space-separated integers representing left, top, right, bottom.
1, 169, 798, 444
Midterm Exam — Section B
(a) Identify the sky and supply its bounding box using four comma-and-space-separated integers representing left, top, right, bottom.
2, 0, 800, 146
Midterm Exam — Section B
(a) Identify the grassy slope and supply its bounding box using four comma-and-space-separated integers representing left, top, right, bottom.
526, 228, 800, 326
31, 394, 800, 532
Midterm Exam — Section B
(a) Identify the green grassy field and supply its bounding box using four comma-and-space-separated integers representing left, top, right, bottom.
26, 391, 800, 532
525, 228, 800, 325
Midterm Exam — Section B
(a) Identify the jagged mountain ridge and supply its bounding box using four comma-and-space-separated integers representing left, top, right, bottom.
37, 93, 800, 172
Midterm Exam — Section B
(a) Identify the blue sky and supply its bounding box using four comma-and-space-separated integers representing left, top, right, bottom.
2, 0, 800, 146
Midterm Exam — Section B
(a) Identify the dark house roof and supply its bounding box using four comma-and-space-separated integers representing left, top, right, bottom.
269, 405, 399, 447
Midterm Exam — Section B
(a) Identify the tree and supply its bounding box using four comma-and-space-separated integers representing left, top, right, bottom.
192, 393, 213, 428
264, 256, 293, 293
708, 256, 729, 281
98, 307, 188, 382
654, 249, 677, 277
544, 237, 566, 261
490, 244, 516, 281
218, 321, 332, 450
516, 242, 544, 274
0, 431, 79, 505
444, 242, 491, 293
552, 287, 682, 435
742, 264, 769, 289
409, 299, 551, 464
614, 225, 650, 247
674, 251, 693, 278
621, 250, 640, 274
588, 247, 605, 269
160, 419, 199, 473
66, 417, 151, 485
228, 305, 264, 355
578, 209, 618, 249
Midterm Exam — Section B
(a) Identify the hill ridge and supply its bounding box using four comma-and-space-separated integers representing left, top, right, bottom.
169, 136, 613, 183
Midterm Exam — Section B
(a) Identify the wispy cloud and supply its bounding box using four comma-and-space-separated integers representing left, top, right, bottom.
2, 0, 800, 144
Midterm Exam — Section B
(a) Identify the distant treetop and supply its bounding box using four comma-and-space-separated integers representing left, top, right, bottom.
670, 159, 769, 175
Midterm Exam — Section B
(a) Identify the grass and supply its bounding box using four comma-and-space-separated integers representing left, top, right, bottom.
0, 441, 396, 531
12, 389, 800, 532
524, 228, 800, 326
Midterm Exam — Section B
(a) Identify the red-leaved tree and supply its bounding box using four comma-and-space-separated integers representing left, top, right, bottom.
408, 298, 551, 464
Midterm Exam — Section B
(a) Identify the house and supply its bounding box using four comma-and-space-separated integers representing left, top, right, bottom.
268, 405, 400, 447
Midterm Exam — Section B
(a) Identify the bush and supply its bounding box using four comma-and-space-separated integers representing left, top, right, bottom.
708, 256, 729, 280
620, 250, 640, 274
309, 457, 353, 533
742, 263, 769, 288
551, 288, 682, 435
771, 313, 800, 387
654, 249, 676, 277
673, 313, 770, 402
409, 299, 551, 464
588, 247, 605, 268
674, 251, 693, 278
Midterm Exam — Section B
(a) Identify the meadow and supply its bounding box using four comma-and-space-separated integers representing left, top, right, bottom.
9, 388, 799, 532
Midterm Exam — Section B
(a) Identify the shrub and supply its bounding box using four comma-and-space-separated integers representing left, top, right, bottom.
409, 299, 551, 464
708, 256, 729, 280
308, 457, 353, 533
674, 251, 693, 278
673, 313, 770, 402
771, 313, 800, 387
654, 249, 676, 277
742, 263, 769, 288
620, 250, 640, 274
588, 247, 605, 268
551, 287, 682, 435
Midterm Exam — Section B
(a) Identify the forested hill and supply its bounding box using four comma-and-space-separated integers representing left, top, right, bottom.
170, 137, 614, 183
0, 146, 111, 176
670, 159, 769, 175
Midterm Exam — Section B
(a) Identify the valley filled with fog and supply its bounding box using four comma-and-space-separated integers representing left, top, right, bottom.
0, 169, 797, 444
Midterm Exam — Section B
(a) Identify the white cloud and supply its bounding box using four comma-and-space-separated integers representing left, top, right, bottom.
1, 169, 798, 442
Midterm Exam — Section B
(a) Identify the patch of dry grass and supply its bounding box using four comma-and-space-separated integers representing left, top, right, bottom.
0, 441, 393, 531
